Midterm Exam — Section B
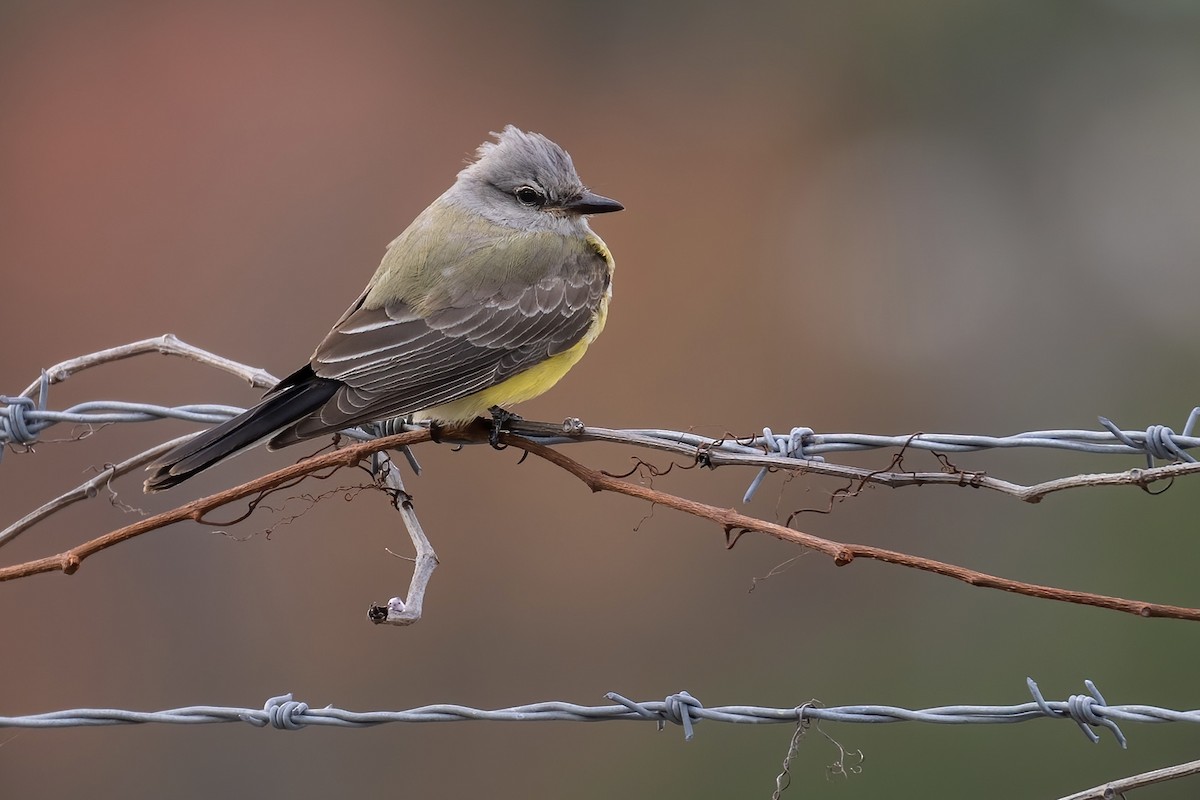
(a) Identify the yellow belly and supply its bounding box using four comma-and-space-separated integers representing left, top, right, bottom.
414, 298, 609, 424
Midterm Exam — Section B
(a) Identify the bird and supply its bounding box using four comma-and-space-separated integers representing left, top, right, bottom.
145, 125, 622, 492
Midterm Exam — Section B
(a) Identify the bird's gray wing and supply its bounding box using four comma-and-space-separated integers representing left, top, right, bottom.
270, 240, 609, 445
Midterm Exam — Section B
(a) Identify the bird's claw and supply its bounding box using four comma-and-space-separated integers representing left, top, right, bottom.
488, 406, 522, 449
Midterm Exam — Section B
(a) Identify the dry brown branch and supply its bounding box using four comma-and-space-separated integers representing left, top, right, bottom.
0, 428, 430, 582
502, 434, 1200, 622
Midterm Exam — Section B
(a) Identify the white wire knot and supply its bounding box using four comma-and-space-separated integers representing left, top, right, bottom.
1143, 425, 1190, 462
1026, 677, 1127, 748
743, 426, 821, 503
0, 371, 50, 451
244, 693, 311, 730
661, 692, 703, 739
0, 396, 39, 446
1099, 413, 1198, 467
605, 690, 703, 741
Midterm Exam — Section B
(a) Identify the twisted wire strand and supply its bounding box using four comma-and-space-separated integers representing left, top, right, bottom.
0, 680, 1183, 746
3, 394, 1197, 464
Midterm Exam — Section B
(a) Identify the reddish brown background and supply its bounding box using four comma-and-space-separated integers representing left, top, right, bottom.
3, 3, 1200, 798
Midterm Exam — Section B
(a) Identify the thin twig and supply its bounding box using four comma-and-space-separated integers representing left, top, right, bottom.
368, 454, 438, 626
1058, 757, 1200, 799
0, 435, 195, 550
502, 434, 1200, 622
19, 334, 277, 400
0, 429, 430, 582
698, 448, 1200, 502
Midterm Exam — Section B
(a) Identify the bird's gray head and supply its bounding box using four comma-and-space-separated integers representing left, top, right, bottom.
449, 125, 623, 232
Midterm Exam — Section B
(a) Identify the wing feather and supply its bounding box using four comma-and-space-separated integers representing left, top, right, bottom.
270, 231, 610, 444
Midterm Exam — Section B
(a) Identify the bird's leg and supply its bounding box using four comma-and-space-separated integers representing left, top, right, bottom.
487, 405, 522, 449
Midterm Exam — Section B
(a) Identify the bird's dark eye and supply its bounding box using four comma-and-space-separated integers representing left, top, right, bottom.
514, 186, 546, 207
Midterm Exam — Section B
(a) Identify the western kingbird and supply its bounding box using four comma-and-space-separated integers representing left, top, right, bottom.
145, 125, 621, 492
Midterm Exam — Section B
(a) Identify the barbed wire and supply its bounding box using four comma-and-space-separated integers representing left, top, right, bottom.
1, 678, 1188, 750
4, 364, 1199, 506
5, 383, 1198, 463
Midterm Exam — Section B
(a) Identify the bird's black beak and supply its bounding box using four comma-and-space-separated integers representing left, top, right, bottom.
563, 189, 624, 215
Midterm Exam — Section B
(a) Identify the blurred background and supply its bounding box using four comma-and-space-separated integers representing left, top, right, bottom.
3, 1, 1200, 797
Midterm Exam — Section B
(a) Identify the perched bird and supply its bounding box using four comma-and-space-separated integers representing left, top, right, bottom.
145, 125, 622, 492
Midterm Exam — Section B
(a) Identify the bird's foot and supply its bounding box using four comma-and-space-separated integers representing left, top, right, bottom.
487, 406, 522, 449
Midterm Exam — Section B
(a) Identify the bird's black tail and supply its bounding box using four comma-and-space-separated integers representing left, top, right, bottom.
144, 365, 340, 492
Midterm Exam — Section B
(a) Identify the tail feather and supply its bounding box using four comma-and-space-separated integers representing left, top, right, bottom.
144, 366, 340, 492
